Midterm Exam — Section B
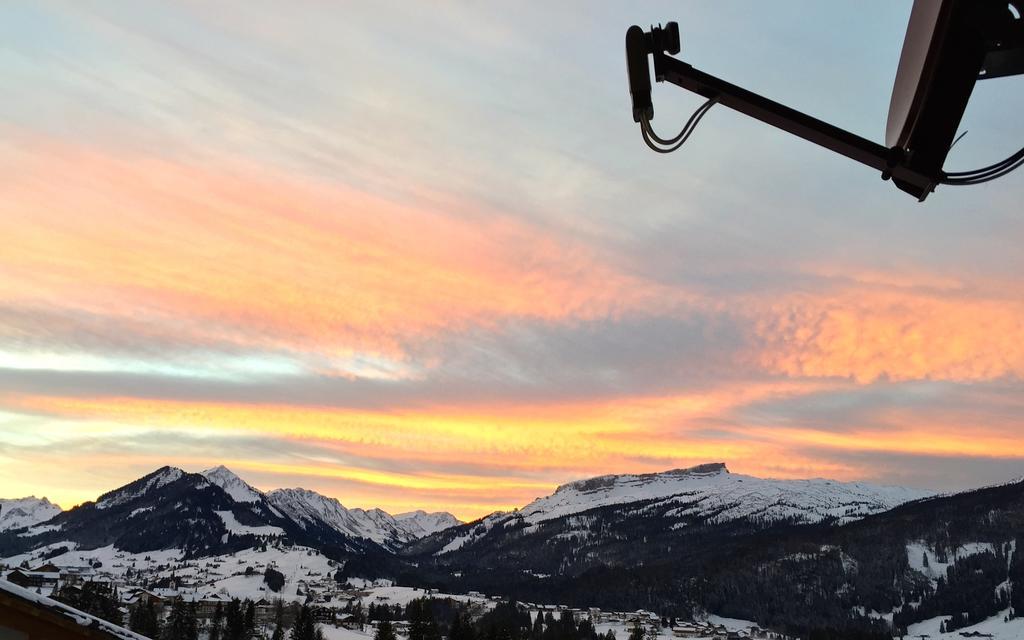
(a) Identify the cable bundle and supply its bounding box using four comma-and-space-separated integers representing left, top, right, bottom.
640, 97, 718, 154
941, 145, 1024, 185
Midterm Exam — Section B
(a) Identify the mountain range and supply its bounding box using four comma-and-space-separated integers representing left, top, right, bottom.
3, 462, 1023, 638
0, 465, 459, 559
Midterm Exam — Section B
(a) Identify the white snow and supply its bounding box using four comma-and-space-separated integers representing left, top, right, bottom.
907, 541, 997, 581
18, 523, 63, 537
215, 510, 285, 537
909, 610, 1024, 640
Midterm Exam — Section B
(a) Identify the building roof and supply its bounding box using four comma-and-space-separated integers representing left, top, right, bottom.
0, 578, 152, 640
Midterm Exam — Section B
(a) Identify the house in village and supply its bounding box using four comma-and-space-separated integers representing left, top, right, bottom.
4, 569, 60, 594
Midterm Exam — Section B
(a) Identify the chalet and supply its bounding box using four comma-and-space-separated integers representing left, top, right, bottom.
393, 621, 412, 635
4, 569, 60, 592
59, 567, 97, 586
672, 625, 706, 639
189, 592, 231, 620
31, 562, 62, 573
255, 598, 278, 625
310, 606, 335, 623
335, 614, 361, 630
122, 588, 165, 609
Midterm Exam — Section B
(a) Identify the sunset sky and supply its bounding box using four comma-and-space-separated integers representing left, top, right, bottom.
1, 1, 1023, 521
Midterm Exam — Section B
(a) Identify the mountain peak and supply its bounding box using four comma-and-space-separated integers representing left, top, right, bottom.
201, 465, 263, 503
95, 466, 186, 510
555, 462, 729, 495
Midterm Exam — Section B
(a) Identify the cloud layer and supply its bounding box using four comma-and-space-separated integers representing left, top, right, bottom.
1, 1, 1022, 519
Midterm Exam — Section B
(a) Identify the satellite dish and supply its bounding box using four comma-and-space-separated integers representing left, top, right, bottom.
886, 0, 948, 150
885, 0, 1022, 197
627, 1, 1024, 201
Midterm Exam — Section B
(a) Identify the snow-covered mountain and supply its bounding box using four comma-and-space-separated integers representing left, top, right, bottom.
0, 497, 62, 532
267, 488, 460, 551
519, 462, 933, 527
0, 465, 459, 561
402, 471, 1024, 640
408, 462, 935, 560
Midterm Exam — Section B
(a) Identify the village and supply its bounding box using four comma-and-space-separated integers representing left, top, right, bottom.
0, 542, 785, 640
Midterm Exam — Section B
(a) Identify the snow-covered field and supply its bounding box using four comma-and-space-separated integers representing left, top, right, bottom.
909, 611, 1024, 640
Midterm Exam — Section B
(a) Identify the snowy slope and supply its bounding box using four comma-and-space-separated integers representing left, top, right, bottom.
0, 496, 62, 532
267, 488, 460, 550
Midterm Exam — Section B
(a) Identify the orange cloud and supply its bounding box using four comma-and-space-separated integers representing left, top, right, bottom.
0, 378, 880, 519
0, 139, 688, 366
748, 285, 1024, 383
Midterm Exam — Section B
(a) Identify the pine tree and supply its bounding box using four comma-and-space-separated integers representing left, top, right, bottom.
376, 620, 398, 640
628, 622, 645, 640
54, 582, 124, 626
408, 599, 441, 640
210, 602, 224, 640
245, 600, 257, 637
129, 600, 161, 638
531, 612, 544, 640
290, 603, 318, 640
270, 599, 287, 640
453, 611, 477, 640
162, 600, 198, 640
225, 599, 246, 640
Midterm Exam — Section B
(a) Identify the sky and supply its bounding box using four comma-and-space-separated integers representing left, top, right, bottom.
1, 1, 1023, 522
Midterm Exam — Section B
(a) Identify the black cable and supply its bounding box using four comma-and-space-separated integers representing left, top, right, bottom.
642, 98, 715, 151
643, 97, 718, 146
639, 97, 717, 154
944, 145, 1024, 176
940, 145, 1024, 185
942, 157, 1024, 185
